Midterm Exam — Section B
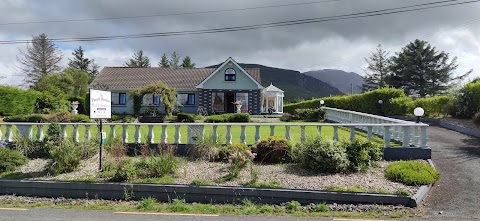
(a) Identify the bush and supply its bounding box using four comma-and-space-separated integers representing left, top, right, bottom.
451, 81, 480, 118
343, 139, 383, 172
474, 112, 480, 126
279, 113, 294, 122
217, 144, 250, 162
46, 140, 82, 175
71, 114, 92, 123
176, 112, 196, 123
293, 108, 325, 122
4, 114, 48, 123
301, 137, 349, 173
204, 113, 250, 123
0, 148, 28, 173
285, 200, 301, 212
385, 161, 440, 186
136, 153, 182, 178
412, 96, 453, 117
0, 86, 40, 116
104, 158, 138, 182
254, 136, 293, 163
188, 134, 222, 161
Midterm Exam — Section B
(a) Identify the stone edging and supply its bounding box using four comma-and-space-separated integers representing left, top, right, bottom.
0, 179, 427, 207
439, 119, 480, 138
410, 159, 436, 207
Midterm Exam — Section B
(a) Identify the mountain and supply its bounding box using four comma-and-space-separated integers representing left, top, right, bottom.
206, 63, 344, 100
303, 69, 364, 94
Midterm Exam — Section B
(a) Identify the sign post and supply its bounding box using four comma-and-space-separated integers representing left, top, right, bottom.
89, 89, 112, 171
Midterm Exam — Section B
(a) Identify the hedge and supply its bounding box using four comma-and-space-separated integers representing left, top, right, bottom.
452, 81, 480, 118
176, 112, 196, 123
204, 113, 250, 123
0, 86, 40, 116
3, 114, 49, 123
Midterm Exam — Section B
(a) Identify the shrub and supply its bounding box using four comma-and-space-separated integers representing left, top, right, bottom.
301, 137, 349, 173
71, 114, 92, 123
451, 81, 480, 118
217, 144, 250, 162
190, 179, 213, 186
312, 203, 329, 212
285, 200, 301, 212
473, 112, 480, 126
254, 136, 293, 163
0, 86, 39, 116
4, 114, 48, 123
216, 147, 256, 183
279, 113, 294, 122
0, 148, 28, 173
293, 108, 325, 122
136, 153, 182, 178
204, 113, 250, 123
385, 161, 440, 186
343, 139, 383, 172
176, 112, 196, 123
188, 133, 223, 161
104, 158, 138, 182
46, 140, 82, 175
412, 96, 453, 118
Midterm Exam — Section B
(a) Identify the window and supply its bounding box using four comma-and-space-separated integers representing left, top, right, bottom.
235, 93, 248, 111
143, 94, 160, 106
225, 68, 236, 81
112, 93, 127, 105
212, 92, 225, 112
178, 93, 195, 105
119, 93, 126, 105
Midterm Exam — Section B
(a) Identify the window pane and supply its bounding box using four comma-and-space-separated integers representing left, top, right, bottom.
188, 94, 195, 105
212, 92, 224, 112
178, 94, 188, 105
112, 93, 119, 105
235, 93, 248, 112
119, 93, 126, 105
143, 94, 153, 105
153, 95, 160, 105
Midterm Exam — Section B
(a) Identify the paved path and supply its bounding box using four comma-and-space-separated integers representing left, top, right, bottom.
422, 126, 480, 219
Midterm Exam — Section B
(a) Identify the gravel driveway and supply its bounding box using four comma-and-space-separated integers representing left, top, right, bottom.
423, 126, 480, 219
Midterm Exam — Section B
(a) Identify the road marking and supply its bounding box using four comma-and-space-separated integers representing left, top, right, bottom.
333, 219, 388, 221
0, 207, 28, 211
113, 211, 219, 217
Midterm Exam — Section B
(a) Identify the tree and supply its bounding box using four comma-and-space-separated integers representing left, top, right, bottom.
17, 33, 63, 87
125, 50, 151, 67
169, 51, 180, 68
158, 53, 170, 68
389, 39, 468, 97
181, 56, 195, 68
68, 46, 99, 83
362, 45, 390, 92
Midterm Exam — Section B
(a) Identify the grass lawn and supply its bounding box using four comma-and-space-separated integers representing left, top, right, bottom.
0, 122, 390, 145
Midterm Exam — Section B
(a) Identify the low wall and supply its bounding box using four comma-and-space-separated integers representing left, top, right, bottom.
439, 120, 480, 138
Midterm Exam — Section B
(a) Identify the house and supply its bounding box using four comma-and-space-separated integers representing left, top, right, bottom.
90, 57, 284, 115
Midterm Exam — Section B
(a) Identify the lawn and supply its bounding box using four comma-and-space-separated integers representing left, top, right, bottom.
0, 122, 389, 145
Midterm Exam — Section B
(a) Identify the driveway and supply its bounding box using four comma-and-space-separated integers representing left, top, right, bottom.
422, 126, 480, 219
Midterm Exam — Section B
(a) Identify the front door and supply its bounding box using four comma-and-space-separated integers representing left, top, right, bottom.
225, 92, 235, 113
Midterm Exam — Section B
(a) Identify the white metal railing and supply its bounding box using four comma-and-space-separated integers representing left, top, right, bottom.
323, 107, 429, 148
0, 121, 428, 148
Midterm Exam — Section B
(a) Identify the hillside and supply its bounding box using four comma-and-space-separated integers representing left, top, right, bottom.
207, 63, 344, 100
303, 69, 364, 94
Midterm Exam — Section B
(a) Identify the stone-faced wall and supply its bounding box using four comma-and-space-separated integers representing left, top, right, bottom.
198, 89, 262, 114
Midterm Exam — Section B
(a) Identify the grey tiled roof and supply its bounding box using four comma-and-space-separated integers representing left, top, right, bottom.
90, 67, 261, 90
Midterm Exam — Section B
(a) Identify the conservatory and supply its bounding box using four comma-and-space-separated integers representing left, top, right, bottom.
261, 83, 284, 114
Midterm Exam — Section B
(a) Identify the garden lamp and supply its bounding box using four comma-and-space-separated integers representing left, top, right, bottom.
414, 107, 425, 123
378, 99, 383, 104
320, 100, 325, 107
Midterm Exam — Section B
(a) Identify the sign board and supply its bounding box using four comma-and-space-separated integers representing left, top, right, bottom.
90, 89, 112, 119
101, 132, 107, 144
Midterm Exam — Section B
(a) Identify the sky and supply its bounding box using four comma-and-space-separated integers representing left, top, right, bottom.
1, 0, 480, 86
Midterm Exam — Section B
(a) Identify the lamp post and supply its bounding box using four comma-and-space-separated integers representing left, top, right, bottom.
378, 99, 383, 116
320, 100, 325, 107
414, 107, 425, 123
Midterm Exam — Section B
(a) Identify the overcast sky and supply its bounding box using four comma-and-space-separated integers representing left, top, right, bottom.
1, 0, 480, 86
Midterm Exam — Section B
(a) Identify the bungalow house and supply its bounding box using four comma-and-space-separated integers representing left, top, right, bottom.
90, 57, 284, 115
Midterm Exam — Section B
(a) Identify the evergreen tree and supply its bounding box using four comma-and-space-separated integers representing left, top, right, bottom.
125, 50, 151, 67
67, 46, 99, 83
158, 53, 170, 67
181, 56, 195, 68
362, 45, 390, 92
389, 39, 467, 97
17, 33, 63, 87
169, 51, 180, 68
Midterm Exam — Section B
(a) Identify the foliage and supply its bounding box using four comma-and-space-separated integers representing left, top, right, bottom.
254, 136, 293, 163
70, 114, 92, 123
240, 180, 283, 189
0, 86, 40, 116
181, 56, 195, 68
4, 114, 48, 123
362, 44, 391, 91
133, 176, 176, 184
395, 189, 411, 196
158, 53, 170, 67
131, 81, 177, 116
204, 113, 250, 123
103, 158, 138, 182
279, 113, 294, 122
190, 179, 213, 186
217, 144, 250, 162
474, 112, 480, 126
35, 89, 70, 114
17, 33, 63, 87
0, 148, 28, 173
300, 137, 349, 173
110, 115, 136, 123
285, 200, 301, 212
46, 140, 80, 175
284, 87, 406, 116
325, 185, 391, 194
451, 81, 480, 118
343, 139, 383, 172
188, 134, 222, 161
68, 96, 87, 115
169, 51, 180, 68
389, 39, 468, 97
125, 50, 151, 67
137, 197, 157, 211
293, 108, 325, 122
176, 112, 196, 122
411, 96, 453, 117
384, 97, 414, 116
312, 203, 329, 212
217, 147, 255, 182
385, 161, 440, 186
67, 46, 99, 83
